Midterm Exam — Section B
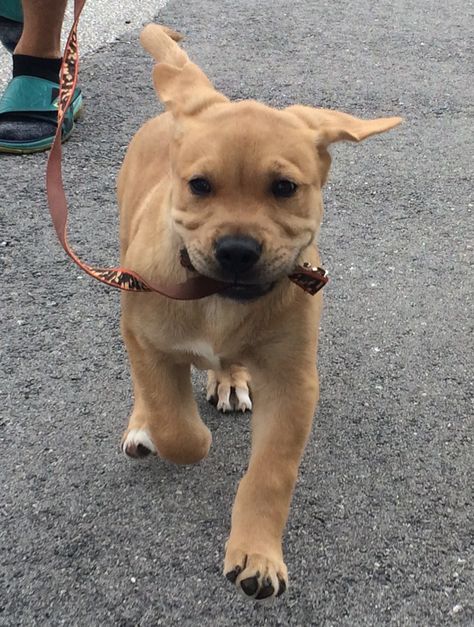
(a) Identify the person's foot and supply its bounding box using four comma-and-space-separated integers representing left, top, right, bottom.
0, 53, 82, 153
0, 74, 82, 154
0, 0, 82, 154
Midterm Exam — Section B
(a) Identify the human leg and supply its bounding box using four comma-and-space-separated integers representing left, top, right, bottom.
0, 0, 82, 153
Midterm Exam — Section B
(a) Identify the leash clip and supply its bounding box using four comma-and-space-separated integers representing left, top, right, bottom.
289, 263, 328, 295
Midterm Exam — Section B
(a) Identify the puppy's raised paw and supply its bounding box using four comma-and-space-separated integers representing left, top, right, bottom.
207, 366, 252, 413
121, 428, 157, 459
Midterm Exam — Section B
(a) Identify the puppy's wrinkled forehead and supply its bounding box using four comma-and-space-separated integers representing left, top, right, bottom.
174, 102, 319, 185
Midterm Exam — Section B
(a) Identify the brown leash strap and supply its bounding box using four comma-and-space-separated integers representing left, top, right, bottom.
45, 0, 328, 300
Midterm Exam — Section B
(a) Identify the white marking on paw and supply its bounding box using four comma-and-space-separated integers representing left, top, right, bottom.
235, 386, 252, 412
122, 428, 157, 456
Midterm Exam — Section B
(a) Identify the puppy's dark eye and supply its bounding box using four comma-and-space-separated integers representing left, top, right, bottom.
272, 179, 298, 198
189, 177, 212, 196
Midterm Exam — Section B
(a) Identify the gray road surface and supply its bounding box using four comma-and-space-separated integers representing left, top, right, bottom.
0, 0, 472, 625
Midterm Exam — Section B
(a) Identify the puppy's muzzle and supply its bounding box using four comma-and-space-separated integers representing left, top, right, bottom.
214, 235, 262, 278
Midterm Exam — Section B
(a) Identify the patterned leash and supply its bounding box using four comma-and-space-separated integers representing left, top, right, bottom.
45, 0, 328, 300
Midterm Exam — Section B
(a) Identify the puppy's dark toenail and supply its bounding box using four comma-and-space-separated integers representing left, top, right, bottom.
225, 566, 241, 584
255, 577, 274, 600
276, 576, 287, 597
135, 443, 151, 457
240, 575, 259, 596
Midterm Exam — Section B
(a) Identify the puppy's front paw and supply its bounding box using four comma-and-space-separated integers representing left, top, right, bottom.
207, 366, 252, 413
121, 428, 157, 459
224, 547, 288, 601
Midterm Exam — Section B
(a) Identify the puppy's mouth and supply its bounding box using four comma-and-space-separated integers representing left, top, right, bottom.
180, 248, 276, 302
219, 281, 276, 302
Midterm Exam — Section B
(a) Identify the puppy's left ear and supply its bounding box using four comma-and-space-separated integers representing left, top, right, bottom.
287, 105, 402, 145
287, 105, 402, 185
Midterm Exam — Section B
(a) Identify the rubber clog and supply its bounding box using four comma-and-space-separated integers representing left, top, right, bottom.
0, 75, 82, 153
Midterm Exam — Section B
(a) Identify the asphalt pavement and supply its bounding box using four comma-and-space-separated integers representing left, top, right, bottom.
0, 0, 472, 625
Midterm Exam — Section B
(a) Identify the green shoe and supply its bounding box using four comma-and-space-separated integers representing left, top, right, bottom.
0, 75, 83, 154
0, 0, 23, 23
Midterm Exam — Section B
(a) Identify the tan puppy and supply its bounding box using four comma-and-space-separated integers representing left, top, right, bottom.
118, 24, 401, 601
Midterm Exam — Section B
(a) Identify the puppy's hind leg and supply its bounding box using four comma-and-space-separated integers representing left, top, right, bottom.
207, 366, 252, 413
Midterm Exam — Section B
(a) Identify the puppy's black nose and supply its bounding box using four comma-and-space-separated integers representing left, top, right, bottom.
215, 236, 262, 275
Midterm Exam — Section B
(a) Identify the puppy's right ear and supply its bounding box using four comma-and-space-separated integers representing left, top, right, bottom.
140, 24, 228, 117
140, 24, 188, 68
152, 62, 228, 117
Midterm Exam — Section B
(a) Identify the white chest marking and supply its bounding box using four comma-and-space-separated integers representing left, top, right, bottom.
176, 340, 221, 370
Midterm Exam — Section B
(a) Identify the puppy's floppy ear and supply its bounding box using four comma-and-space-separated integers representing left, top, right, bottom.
287, 105, 402, 145
140, 24, 188, 68
140, 23, 228, 116
152, 62, 228, 116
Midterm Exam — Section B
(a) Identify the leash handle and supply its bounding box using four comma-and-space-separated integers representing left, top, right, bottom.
45, 0, 328, 300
